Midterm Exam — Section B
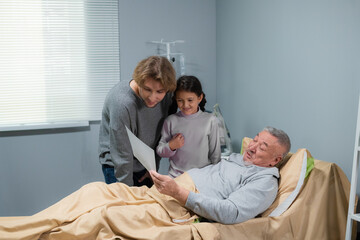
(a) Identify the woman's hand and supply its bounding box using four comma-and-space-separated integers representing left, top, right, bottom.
138, 171, 151, 183
169, 133, 185, 151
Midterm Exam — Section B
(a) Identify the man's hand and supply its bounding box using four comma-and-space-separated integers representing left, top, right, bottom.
169, 133, 185, 151
149, 170, 190, 205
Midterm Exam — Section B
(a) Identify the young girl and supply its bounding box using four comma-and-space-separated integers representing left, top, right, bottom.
156, 75, 221, 178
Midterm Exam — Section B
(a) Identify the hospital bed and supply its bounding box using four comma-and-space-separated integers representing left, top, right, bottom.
0, 138, 353, 240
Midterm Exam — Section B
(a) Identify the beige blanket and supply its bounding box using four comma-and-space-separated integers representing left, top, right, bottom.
0, 173, 218, 240
0, 160, 353, 240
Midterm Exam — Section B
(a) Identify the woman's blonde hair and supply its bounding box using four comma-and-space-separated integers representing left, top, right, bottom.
132, 56, 176, 92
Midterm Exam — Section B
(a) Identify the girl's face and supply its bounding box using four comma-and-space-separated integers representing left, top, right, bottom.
175, 90, 203, 115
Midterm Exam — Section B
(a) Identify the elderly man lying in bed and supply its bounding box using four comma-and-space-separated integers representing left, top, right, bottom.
0, 126, 290, 240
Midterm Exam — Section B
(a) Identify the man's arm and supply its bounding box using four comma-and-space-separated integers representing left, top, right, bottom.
185, 175, 278, 224
149, 171, 190, 205
150, 171, 278, 225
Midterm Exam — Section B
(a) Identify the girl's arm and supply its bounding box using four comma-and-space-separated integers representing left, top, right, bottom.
156, 119, 177, 158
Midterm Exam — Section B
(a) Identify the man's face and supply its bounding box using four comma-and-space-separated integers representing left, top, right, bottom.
138, 77, 167, 108
243, 131, 284, 167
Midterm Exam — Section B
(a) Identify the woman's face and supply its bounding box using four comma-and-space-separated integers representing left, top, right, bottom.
138, 78, 167, 108
175, 90, 203, 115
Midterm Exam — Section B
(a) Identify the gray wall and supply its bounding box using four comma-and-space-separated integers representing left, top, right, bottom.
0, 0, 216, 216
0, 124, 101, 216
118, 0, 217, 108
217, 1, 360, 183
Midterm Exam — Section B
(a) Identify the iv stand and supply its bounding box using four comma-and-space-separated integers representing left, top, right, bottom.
149, 39, 185, 77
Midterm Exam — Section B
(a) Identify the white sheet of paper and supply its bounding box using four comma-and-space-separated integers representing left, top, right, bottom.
125, 126, 156, 172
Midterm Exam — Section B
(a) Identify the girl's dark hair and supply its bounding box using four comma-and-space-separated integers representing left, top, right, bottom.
168, 75, 207, 114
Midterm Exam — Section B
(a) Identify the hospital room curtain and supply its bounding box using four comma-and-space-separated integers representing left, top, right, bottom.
0, 0, 120, 130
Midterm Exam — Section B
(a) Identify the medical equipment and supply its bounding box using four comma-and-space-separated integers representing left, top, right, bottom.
213, 103, 233, 158
149, 39, 185, 78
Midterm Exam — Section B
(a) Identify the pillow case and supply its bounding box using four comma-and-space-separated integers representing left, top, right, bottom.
240, 137, 315, 217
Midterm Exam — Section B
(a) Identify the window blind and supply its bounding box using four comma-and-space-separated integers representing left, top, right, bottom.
0, 0, 120, 130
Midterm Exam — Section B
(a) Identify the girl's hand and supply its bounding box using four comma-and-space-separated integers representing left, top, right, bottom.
169, 133, 185, 151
